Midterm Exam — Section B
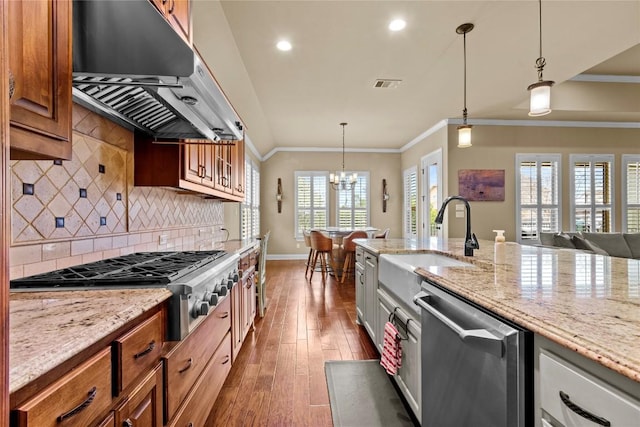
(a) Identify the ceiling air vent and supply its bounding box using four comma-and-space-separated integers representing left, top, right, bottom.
373, 79, 402, 89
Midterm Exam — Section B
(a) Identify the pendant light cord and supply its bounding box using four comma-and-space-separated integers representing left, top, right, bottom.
535, 0, 546, 81
341, 123, 346, 172
463, 31, 468, 124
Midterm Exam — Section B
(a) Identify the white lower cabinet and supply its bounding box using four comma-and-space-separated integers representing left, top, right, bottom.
377, 288, 421, 424
355, 245, 379, 343
355, 259, 365, 323
538, 348, 640, 427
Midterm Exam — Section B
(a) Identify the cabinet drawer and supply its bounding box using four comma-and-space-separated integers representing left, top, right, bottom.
13, 348, 112, 427
167, 332, 232, 427
114, 311, 164, 393
540, 351, 640, 426
355, 247, 364, 265
163, 296, 231, 421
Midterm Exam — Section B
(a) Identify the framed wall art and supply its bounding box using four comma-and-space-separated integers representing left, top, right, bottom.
458, 169, 505, 201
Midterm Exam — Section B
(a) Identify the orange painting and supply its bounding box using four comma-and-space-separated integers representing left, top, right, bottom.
458, 169, 505, 201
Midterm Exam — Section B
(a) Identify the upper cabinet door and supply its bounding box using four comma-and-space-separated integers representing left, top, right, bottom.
166, 0, 191, 45
150, 0, 191, 45
9, 0, 72, 160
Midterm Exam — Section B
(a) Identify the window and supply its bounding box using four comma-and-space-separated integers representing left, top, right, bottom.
623, 155, 640, 232
241, 160, 260, 240
516, 154, 561, 243
295, 172, 328, 239
337, 172, 369, 228
570, 154, 614, 233
403, 167, 418, 239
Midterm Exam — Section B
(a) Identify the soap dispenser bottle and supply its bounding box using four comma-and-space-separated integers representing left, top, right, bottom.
493, 230, 506, 264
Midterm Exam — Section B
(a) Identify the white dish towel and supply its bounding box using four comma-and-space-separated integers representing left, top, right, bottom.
380, 321, 402, 375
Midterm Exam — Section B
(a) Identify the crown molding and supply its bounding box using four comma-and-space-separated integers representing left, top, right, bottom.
262, 146, 400, 161
570, 74, 640, 84
400, 119, 449, 152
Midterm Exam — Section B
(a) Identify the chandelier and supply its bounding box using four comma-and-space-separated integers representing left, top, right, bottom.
330, 123, 357, 191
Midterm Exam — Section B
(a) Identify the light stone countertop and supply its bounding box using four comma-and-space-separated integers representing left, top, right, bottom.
218, 238, 260, 255
9, 288, 172, 394
355, 238, 640, 383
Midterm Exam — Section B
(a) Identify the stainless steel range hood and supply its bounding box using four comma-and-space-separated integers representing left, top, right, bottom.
72, 0, 243, 141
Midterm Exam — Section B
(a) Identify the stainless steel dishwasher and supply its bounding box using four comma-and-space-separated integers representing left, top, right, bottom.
413, 280, 532, 427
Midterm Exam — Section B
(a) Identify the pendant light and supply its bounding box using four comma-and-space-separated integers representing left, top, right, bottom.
456, 23, 474, 148
527, 0, 554, 116
330, 123, 357, 191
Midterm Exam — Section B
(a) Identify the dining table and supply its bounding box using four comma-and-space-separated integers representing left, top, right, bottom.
309, 227, 379, 278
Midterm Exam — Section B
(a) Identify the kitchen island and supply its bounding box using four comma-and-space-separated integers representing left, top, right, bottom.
356, 237, 640, 426
355, 237, 640, 382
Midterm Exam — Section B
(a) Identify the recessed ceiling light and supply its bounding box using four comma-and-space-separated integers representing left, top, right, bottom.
276, 40, 292, 51
389, 19, 406, 32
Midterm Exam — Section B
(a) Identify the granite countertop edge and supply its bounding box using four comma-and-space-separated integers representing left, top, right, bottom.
9, 289, 173, 394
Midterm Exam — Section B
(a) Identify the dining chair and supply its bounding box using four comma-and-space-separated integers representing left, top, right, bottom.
309, 230, 335, 283
303, 230, 314, 278
341, 231, 368, 283
375, 228, 390, 239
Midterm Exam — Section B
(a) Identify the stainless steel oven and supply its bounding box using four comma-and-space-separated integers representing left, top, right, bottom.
414, 280, 532, 427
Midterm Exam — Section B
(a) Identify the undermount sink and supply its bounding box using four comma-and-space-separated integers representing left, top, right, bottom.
381, 253, 475, 271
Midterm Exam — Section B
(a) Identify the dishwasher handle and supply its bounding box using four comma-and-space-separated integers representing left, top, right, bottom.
413, 291, 504, 358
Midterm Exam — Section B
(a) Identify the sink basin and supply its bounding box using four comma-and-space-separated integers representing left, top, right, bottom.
378, 253, 474, 315
381, 253, 474, 270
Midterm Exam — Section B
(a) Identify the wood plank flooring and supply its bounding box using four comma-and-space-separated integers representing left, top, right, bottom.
206, 260, 379, 426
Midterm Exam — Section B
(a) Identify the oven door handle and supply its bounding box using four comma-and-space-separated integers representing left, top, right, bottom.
413, 291, 504, 357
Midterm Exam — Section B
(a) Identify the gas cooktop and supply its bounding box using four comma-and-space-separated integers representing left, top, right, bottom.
10, 251, 228, 289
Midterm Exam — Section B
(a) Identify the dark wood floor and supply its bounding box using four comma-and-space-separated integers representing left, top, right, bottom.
206, 260, 379, 426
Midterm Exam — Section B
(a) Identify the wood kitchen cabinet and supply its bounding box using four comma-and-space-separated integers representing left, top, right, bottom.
232, 139, 246, 197
114, 363, 163, 427
149, 0, 191, 45
8, 0, 72, 160
133, 133, 245, 202
10, 306, 167, 427
12, 348, 113, 427
162, 295, 231, 425
232, 248, 256, 361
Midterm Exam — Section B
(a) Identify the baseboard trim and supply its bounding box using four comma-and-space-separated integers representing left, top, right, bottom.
266, 254, 308, 261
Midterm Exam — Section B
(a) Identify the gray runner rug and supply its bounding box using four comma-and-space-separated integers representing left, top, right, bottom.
324, 360, 416, 427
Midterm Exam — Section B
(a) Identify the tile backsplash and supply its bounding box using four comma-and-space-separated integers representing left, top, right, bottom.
9, 105, 228, 279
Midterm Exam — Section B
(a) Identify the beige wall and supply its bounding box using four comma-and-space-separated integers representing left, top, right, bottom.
444, 124, 640, 241
260, 151, 402, 257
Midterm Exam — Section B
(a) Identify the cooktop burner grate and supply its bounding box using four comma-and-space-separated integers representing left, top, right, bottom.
10, 251, 228, 289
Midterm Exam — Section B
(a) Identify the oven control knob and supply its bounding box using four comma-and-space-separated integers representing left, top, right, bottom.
192, 300, 210, 317
217, 284, 228, 296
232, 272, 240, 282
204, 291, 218, 306
226, 278, 235, 289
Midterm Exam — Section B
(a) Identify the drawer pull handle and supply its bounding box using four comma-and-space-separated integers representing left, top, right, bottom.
219, 312, 230, 319
123, 419, 133, 427
134, 340, 156, 359
178, 358, 193, 374
57, 386, 97, 422
559, 391, 611, 427
222, 355, 230, 365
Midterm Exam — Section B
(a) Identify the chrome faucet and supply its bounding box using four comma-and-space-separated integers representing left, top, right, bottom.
435, 195, 479, 256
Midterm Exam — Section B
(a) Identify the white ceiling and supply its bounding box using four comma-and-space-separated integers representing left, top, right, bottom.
193, 1, 640, 157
